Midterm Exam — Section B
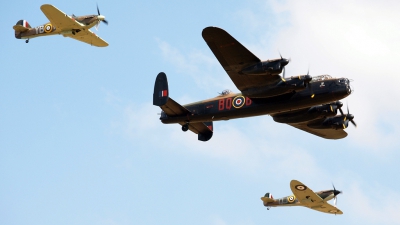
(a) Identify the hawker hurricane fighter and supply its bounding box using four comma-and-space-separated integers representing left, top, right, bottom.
261, 180, 343, 215
153, 27, 356, 141
13, 4, 108, 47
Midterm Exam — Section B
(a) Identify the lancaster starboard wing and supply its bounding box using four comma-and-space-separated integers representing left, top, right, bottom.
202, 26, 281, 91
286, 119, 348, 139
40, 4, 83, 31
64, 29, 108, 47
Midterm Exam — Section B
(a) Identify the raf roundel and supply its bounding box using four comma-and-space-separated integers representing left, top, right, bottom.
287, 195, 295, 203
295, 185, 307, 191
44, 24, 52, 33
232, 96, 245, 108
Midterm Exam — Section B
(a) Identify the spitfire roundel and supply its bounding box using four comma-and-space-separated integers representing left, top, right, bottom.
232, 96, 245, 108
287, 195, 295, 203
295, 185, 307, 191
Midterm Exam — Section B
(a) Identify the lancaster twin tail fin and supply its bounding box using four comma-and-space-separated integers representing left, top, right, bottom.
153, 72, 169, 106
153, 72, 213, 142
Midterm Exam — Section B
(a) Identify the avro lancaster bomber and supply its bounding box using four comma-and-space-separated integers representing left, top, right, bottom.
153, 27, 355, 141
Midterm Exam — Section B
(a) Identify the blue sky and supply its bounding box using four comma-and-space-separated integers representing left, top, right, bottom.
2, 0, 400, 225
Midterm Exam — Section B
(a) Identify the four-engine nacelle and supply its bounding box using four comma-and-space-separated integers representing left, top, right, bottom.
243, 75, 311, 98
273, 103, 339, 124
241, 58, 289, 76
308, 115, 349, 130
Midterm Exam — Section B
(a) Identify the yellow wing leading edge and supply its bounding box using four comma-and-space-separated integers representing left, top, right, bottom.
290, 180, 343, 215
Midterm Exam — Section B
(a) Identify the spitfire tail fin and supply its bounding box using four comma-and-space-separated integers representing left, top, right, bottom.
261, 192, 274, 204
153, 72, 169, 106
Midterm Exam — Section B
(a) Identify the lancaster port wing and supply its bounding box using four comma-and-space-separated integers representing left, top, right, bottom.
202, 27, 283, 91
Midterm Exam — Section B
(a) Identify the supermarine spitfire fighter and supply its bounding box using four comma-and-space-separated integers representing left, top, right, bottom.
13, 4, 108, 47
153, 27, 356, 141
261, 180, 343, 215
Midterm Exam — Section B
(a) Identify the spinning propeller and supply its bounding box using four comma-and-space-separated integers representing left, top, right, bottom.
332, 183, 342, 207
339, 104, 357, 128
279, 53, 290, 79
300, 67, 313, 98
95, 4, 108, 30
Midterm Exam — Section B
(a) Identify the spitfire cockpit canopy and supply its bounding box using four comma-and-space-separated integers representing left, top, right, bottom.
309, 74, 333, 83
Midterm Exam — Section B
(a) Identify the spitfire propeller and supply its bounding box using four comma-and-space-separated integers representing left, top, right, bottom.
332, 183, 342, 207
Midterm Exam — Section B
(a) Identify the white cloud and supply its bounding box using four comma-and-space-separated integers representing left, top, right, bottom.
156, 38, 237, 94
118, 100, 325, 181
343, 182, 400, 225
230, 0, 400, 153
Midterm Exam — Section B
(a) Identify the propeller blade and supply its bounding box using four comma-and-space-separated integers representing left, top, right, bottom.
305, 67, 314, 98
283, 67, 285, 78
97, 4, 100, 15
345, 104, 357, 128
334, 196, 337, 207
339, 108, 344, 115
102, 19, 108, 25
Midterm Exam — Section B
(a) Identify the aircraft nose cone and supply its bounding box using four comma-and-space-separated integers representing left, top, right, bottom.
98, 15, 105, 20
281, 58, 289, 66
333, 190, 341, 196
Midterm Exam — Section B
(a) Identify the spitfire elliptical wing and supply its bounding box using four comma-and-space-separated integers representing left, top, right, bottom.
290, 180, 343, 215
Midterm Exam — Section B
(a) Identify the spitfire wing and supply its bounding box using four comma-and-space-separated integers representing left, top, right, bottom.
310, 202, 343, 215
202, 27, 281, 91
285, 119, 348, 139
40, 4, 83, 30
64, 29, 108, 47
290, 180, 343, 215
290, 180, 323, 205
